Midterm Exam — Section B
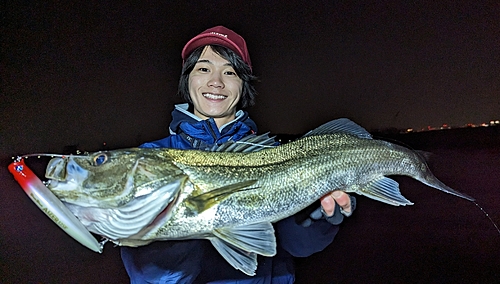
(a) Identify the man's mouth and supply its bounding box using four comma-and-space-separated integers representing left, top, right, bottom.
203, 93, 227, 100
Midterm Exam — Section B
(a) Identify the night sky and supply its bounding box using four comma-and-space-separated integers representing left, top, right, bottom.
2, 1, 499, 154
1, 2, 500, 283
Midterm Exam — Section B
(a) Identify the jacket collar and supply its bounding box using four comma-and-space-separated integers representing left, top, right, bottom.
169, 103, 257, 135
168, 104, 258, 147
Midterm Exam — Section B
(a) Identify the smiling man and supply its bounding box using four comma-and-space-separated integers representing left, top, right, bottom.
121, 26, 355, 284
188, 46, 242, 127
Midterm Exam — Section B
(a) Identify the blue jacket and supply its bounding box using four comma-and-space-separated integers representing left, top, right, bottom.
121, 104, 339, 284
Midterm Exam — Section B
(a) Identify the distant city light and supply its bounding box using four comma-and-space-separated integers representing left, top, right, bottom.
395, 118, 499, 134
440, 124, 450, 130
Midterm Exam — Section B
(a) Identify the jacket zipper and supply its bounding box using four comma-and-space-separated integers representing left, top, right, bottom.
205, 120, 219, 144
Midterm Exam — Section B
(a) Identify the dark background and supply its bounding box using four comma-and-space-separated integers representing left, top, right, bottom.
1, 128, 499, 283
2, 1, 499, 155
1, 1, 499, 283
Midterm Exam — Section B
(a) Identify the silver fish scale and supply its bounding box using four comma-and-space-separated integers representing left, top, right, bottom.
155, 134, 427, 237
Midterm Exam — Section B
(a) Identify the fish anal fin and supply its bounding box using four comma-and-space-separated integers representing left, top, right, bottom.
209, 238, 258, 276
214, 222, 276, 256
209, 222, 277, 276
358, 177, 414, 206
186, 180, 258, 213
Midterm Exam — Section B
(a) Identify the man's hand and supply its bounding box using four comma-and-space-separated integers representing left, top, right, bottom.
320, 191, 354, 217
300, 191, 356, 227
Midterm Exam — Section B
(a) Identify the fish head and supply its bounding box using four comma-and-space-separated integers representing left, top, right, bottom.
41, 148, 187, 240
45, 148, 185, 208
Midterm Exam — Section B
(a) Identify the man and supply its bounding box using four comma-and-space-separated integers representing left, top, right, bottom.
121, 26, 355, 284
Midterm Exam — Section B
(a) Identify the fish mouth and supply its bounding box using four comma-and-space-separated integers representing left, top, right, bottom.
44, 156, 91, 203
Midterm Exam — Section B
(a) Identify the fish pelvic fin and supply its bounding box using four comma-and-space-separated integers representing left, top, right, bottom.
185, 180, 258, 213
357, 177, 414, 206
210, 222, 276, 276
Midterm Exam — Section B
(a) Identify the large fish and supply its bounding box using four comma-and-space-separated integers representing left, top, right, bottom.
40, 118, 473, 275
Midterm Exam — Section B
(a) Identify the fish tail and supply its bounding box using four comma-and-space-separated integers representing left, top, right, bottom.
423, 177, 475, 201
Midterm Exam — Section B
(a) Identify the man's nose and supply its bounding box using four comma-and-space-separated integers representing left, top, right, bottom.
208, 72, 224, 88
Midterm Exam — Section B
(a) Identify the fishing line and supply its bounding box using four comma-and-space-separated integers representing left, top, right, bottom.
13, 153, 91, 161
471, 200, 500, 235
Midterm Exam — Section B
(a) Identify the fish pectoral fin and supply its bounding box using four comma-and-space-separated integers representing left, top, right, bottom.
359, 177, 414, 206
185, 180, 258, 213
209, 222, 277, 276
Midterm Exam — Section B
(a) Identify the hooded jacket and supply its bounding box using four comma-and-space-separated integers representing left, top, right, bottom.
121, 104, 339, 284
140, 104, 258, 150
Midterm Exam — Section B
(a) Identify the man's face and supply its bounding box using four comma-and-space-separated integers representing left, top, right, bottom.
189, 46, 243, 127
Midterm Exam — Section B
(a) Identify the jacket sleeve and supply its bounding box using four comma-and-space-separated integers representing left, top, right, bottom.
274, 215, 339, 257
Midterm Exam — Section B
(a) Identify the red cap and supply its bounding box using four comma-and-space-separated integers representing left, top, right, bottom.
181, 26, 251, 69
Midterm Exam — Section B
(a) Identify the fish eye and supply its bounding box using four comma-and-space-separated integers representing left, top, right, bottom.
93, 153, 108, 166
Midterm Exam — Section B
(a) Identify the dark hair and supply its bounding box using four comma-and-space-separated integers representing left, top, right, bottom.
177, 45, 258, 109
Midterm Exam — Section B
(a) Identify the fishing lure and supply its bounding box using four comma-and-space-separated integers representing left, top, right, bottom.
8, 157, 103, 252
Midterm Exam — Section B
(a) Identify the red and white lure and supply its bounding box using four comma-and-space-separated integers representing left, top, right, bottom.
8, 158, 103, 252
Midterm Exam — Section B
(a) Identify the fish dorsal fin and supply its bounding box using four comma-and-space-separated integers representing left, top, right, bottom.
185, 180, 258, 213
210, 222, 277, 276
210, 133, 277, 153
357, 176, 414, 206
303, 118, 372, 139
